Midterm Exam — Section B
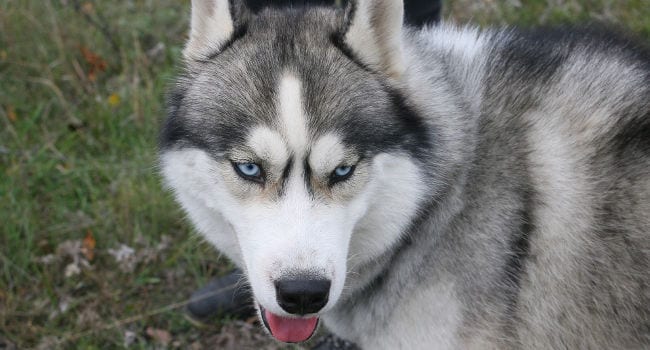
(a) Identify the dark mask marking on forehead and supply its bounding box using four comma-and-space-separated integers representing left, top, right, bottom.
160, 85, 215, 151
303, 158, 315, 198
160, 82, 252, 156
333, 89, 431, 161
278, 156, 294, 197
161, 7, 432, 167
385, 87, 433, 159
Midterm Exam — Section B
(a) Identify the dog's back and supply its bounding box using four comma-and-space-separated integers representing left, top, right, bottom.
477, 27, 649, 348
484, 27, 650, 349
325, 24, 650, 349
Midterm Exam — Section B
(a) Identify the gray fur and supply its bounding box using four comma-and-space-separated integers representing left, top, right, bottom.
161, 3, 650, 349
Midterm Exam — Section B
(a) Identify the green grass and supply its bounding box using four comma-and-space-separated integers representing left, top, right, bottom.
447, 0, 650, 38
1, 0, 648, 348
0, 0, 227, 347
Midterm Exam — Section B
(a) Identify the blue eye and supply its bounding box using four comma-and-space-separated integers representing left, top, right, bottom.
234, 162, 262, 179
334, 166, 352, 177
330, 165, 355, 185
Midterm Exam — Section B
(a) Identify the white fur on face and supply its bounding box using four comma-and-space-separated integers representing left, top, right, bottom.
161, 71, 428, 318
278, 73, 309, 157
347, 153, 428, 269
310, 133, 348, 175
231, 74, 362, 316
162, 147, 427, 316
246, 127, 290, 167
233, 170, 366, 317
160, 149, 244, 266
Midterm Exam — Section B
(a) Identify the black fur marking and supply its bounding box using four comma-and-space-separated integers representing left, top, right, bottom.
386, 88, 433, 160
159, 86, 185, 148
303, 158, 315, 197
160, 86, 252, 155
278, 157, 294, 197
245, 0, 335, 14
611, 111, 650, 154
260, 306, 271, 332
341, 0, 356, 38
493, 28, 572, 85
403, 0, 441, 27
501, 187, 535, 335
492, 25, 650, 90
336, 87, 432, 162
329, 33, 373, 74
160, 85, 211, 151
598, 201, 649, 287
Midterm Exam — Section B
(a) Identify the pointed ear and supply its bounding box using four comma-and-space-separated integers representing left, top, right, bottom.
342, 0, 405, 78
184, 0, 249, 61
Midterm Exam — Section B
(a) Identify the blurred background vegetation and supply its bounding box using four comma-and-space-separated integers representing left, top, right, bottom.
1, 0, 648, 348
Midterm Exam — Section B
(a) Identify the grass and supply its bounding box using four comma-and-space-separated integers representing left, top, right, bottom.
1, 0, 648, 348
447, 0, 650, 38
0, 0, 229, 348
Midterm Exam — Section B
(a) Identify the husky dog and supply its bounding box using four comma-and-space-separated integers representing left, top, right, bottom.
160, 0, 650, 348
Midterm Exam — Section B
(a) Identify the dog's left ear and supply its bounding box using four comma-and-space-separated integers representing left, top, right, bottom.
184, 0, 249, 61
341, 0, 405, 78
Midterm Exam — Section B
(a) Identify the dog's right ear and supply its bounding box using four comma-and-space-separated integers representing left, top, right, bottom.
184, 0, 249, 61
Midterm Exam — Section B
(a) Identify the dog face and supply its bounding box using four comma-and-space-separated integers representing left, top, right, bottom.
161, 0, 430, 342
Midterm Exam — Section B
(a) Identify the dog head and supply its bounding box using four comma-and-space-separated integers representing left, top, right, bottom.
160, 0, 434, 342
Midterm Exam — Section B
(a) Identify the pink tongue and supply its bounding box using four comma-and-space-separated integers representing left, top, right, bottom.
264, 310, 318, 343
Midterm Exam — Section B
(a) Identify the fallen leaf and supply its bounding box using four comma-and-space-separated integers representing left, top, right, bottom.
6, 106, 17, 122
80, 46, 107, 82
82, 230, 96, 261
146, 327, 172, 346
81, 1, 94, 14
107, 93, 121, 107
0, 50, 7, 60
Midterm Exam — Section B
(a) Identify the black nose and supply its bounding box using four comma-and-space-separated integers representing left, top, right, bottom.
275, 278, 331, 315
